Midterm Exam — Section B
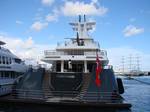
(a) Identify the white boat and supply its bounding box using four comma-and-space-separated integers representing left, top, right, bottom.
9, 16, 131, 109
42, 15, 109, 73
41, 15, 124, 99
0, 41, 27, 96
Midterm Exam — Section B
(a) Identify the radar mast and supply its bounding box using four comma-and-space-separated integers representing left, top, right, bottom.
69, 15, 96, 39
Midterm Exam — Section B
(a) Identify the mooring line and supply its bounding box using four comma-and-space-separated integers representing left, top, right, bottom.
132, 78, 150, 85
123, 76, 150, 85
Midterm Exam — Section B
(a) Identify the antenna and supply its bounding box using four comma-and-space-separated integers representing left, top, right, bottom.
128, 54, 132, 73
76, 32, 80, 46
84, 15, 86, 22
136, 55, 140, 71
79, 15, 81, 22
121, 56, 125, 74
70, 15, 96, 38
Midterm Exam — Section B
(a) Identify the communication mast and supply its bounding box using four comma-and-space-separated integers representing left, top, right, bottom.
121, 56, 125, 73
128, 54, 132, 73
120, 54, 142, 75
136, 55, 141, 71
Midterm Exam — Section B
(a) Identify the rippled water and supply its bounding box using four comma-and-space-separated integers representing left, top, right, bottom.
0, 76, 150, 112
122, 76, 150, 112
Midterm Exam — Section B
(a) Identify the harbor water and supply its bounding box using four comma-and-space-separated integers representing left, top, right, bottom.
0, 76, 150, 112
122, 76, 150, 112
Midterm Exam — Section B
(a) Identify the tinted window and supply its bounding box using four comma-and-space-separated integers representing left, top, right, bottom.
0, 56, 1, 64
9, 58, 11, 64
14, 58, 21, 64
6, 57, 9, 64
2, 56, 5, 64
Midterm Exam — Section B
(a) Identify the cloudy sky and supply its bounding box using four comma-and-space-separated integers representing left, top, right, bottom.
0, 0, 150, 71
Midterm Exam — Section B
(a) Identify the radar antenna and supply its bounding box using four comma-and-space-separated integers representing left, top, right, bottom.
69, 15, 96, 39
76, 32, 80, 46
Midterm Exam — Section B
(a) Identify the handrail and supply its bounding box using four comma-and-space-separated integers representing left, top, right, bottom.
44, 50, 107, 57
56, 40, 99, 47
10, 89, 122, 103
13, 89, 120, 94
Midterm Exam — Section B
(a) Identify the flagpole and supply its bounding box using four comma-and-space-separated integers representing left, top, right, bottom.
96, 49, 99, 102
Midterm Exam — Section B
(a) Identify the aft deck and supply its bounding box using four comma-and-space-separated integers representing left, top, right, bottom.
0, 89, 131, 109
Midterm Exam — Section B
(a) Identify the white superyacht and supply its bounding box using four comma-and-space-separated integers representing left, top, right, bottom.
0, 41, 27, 96
4, 16, 131, 109
41, 15, 124, 98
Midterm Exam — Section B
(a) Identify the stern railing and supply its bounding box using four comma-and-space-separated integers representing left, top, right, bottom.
10, 89, 123, 103
44, 50, 107, 57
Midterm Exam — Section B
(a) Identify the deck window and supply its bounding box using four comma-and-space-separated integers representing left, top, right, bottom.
6, 57, 9, 64
64, 61, 84, 72
5, 72, 9, 77
67, 50, 84, 55
1, 71, 4, 78
0, 56, 1, 64
56, 62, 61, 72
2, 56, 5, 64
14, 58, 21, 64
9, 58, 12, 64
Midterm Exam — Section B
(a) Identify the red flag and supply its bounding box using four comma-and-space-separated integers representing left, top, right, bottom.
95, 52, 102, 87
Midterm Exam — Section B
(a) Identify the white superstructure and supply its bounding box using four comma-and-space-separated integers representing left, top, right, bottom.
0, 41, 27, 96
0, 41, 27, 76
42, 15, 109, 73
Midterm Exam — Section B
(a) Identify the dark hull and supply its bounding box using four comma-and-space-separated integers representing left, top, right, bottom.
0, 67, 131, 109
0, 97, 131, 112
12, 68, 121, 100
48, 69, 120, 99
